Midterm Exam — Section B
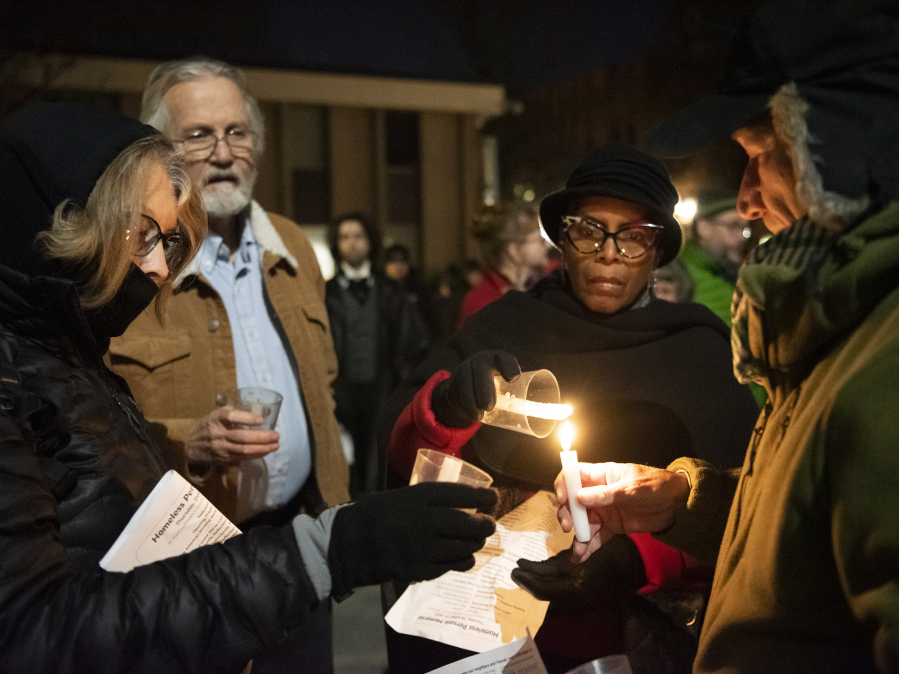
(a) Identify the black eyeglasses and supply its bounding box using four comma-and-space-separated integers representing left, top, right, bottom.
130, 214, 184, 263
561, 215, 662, 259
176, 126, 254, 160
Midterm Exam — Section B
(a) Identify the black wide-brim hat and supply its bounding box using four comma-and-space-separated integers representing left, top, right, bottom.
539, 143, 682, 267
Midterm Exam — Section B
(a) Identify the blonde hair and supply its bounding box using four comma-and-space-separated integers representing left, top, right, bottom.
37, 135, 206, 317
470, 204, 539, 269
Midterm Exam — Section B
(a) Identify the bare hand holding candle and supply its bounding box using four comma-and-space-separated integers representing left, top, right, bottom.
560, 421, 591, 543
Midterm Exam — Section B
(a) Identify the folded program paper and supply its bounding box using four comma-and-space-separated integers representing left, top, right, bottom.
100, 470, 241, 572
386, 490, 573, 653
424, 633, 547, 674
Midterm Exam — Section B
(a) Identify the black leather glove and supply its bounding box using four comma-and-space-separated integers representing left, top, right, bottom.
511, 535, 647, 610
431, 350, 521, 428
328, 482, 498, 598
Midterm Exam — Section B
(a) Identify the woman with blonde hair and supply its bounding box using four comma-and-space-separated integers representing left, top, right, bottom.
0, 103, 496, 672
458, 203, 549, 326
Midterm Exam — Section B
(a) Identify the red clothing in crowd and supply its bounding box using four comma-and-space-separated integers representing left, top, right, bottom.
457, 268, 513, 328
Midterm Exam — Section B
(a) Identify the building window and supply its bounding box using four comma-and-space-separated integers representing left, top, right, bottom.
384, 111, 420, 225
288, 105, 331, 224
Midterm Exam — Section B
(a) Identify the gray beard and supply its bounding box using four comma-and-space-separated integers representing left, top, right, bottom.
202, 175, 256, 218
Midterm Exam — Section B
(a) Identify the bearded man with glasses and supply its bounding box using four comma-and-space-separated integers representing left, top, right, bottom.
107, 57, 349, 674
379, 143, 759, 674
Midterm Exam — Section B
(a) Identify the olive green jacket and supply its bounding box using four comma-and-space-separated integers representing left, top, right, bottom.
660, 205, 899, 673
108, 204, 350, 521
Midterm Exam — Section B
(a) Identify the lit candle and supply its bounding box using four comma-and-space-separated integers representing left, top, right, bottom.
559, 421, 591, 543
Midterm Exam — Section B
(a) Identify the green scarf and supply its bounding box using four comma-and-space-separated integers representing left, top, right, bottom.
732, 203, 899, 394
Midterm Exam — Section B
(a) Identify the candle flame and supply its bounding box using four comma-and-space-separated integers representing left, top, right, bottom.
560, 421, 574, 452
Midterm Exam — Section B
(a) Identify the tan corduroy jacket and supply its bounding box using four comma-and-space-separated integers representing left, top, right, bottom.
108, 203, 349, 520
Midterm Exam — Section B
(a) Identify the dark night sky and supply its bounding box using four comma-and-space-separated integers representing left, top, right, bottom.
2, 0, 674, 94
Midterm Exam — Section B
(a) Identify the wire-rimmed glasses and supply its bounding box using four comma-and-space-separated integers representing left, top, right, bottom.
176, 126, 255, 160
562, 215, 662, 259
129, 214, 184, 263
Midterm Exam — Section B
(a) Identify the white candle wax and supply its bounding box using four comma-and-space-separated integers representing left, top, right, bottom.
559, 421, 590, 543
560, 450, 591, 542
437, 456, 463, 482
492, 395, 573, 421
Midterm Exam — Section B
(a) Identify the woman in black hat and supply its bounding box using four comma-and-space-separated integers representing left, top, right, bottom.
0, 102, 498, 673
381, 144, 759, 674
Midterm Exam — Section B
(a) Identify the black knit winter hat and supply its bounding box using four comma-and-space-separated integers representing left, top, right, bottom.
0, 102, 158, 273
539, 143, 682, 267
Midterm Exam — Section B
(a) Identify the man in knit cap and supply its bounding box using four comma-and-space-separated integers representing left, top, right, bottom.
679, 191, 751, 326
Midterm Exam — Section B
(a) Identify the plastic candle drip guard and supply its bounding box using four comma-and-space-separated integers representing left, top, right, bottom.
480, 369, 567, 438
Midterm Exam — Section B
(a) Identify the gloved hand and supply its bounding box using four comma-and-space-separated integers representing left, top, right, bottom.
511, 534, 647, 610
328, 482, 498, 598
430, 350, 521, 428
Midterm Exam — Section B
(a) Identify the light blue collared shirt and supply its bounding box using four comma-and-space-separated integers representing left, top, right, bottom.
197, 223, 311, 523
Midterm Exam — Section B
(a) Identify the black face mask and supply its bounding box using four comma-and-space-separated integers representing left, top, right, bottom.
84, 264, 159, 343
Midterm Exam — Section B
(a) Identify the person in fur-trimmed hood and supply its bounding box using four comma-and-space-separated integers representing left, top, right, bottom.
540, 2, 899, 673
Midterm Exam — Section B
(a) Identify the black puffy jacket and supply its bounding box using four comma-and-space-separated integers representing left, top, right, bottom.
0, 263, 320, 674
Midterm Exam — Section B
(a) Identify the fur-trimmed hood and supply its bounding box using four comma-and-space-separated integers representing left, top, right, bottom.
647, 0, 899, 228
767, 82, 873, 230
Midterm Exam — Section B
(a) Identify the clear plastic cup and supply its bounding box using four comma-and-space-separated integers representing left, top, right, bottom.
229, 387, 283, 431
480, 368, 566, 438
409, 448, 493, 489
563, 654, 633, 674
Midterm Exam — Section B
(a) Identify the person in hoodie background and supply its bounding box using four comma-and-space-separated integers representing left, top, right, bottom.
0, 101, 497, 674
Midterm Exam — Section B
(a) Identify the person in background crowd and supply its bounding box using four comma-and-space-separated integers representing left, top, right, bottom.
326, 213, 430, 496
424, 264, 471, 343
548, 2, 899, 672
105, 56, 350, 673
462, 258, 484, 290
679, 191, 751, 326
0, 101, 498, 674
458, 204, 549, 327
383, 243, 412, 284
653, 257, 695, 303
382, 144, 759, 674
680, 192, 767, 407
383, 243, 455, 344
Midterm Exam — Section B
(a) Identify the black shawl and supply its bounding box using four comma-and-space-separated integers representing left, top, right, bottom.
383, 274, 759, 490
